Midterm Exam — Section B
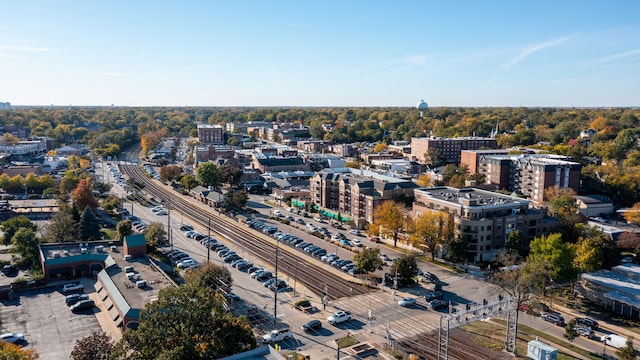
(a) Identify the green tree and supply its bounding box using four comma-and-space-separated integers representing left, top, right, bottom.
444, 235, 468, 265
180, 174, 198, 191
101, 194, 121, 212
616, 337, 637, 360
230, 190, 248, 208
78, 206, 101, 241
196, 162, 222, 189
143, 222, 166, 247
0, 216, 38, 246
527, 233, 574, 282
111, 283, 256, 359
43, 207, 78, 243
389, 256, 419, 285
11, 228, 40, 269
564, 319, 578, 342
353, 247, 384, 273
372, 201, 406, 248
115, 220, 133, 241
70, 330, 114, 360
183, 263, 232, 293
219, 164, 243, 188
505, 229, 525, 256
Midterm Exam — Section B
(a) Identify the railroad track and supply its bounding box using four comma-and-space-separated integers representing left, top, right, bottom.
120, 163, 370, 300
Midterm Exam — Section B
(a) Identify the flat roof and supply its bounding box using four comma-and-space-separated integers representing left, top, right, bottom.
42, 241, 118, 261
105, 254, 166, 311
415, 186, 529, 207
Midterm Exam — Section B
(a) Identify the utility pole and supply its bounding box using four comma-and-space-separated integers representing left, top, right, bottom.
167, 197, 172, 252
207, 218, 211, 263
273, 239, 279, 325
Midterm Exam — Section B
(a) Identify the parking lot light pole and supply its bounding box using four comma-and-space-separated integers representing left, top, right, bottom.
603, 336, 610, 359
273, 238, 279, 325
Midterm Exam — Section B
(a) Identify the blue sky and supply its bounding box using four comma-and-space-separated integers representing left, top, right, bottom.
1, 1, 639, 107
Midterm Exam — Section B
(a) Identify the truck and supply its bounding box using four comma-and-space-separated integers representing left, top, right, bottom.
262, 328, 292, 344
327, 310, 352, 325
601, 334, 627, 349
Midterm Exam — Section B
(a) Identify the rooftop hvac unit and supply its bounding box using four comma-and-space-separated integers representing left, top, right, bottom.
63, 250, 69, 256
80, 248, 88, 254
124, 266, 134, 273
136, 280, 147, 288
124, 255, 133, 261
126, 272, 135, 280
96, 245, 104, 253
52, 252, 60, 258
110, 246, 117, 251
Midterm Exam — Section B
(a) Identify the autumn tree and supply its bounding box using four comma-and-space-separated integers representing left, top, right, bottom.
70, 330, 114, 360
344, 161, 361, 169
527, 233, 574, 284
0, 133, 19, 146
71, 178, 98, 211
372, 143, 388, 153
144, 222, 166, 247
115, 220, 133, 241
0, 341, 39, 359
408, 210, 452, 260
353, 247, 384, 273
624, 202, 640, 225
111, 283, 255, 359
372, 201, 406, 247
140, 128, 167, 155
0, 216, 37, 246
196, 162, 222, 189
159, 165, 182, 181
415, 174, 433, 187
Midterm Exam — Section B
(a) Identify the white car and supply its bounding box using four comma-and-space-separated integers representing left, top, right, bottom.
349, 229, 360, 236
398, 298, 417, 307
62, 282, 84, 293
0, 333, 26, 345
177, 258, 197, 269
350, 239, 363, 247
327, 310, 352, 325
262, 328, 292, 344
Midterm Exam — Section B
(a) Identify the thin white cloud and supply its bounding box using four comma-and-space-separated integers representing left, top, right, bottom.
405, 54, 428, 67
0, 46, 53, 52
94, 71, 130, 78
596, 49, 640, 63
503, 35, 574, 70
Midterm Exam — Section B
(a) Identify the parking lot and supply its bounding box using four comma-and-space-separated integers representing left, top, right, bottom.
0, 278, 101, 360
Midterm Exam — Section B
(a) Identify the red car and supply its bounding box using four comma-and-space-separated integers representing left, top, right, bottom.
369, 236, 382, 243
518, 303, 531, 312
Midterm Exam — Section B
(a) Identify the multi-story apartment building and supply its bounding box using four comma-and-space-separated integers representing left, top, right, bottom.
310, 168, 418, 227
410, 136, 498, 164
412, 187, 559, 263
197, 124, 225, 145
482, 154, 581, 203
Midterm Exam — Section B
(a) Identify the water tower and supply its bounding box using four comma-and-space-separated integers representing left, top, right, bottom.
416, 99, 428, 117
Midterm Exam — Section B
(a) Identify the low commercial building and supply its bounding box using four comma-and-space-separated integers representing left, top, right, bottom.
412, 186, 559, 263
578, 264, 640, 319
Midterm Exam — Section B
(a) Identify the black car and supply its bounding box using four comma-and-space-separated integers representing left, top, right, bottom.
575, 317, 599, 329
65, 294, 90, 306
179, 224, 194, 232
302, 319, 322, 332
70, 299, 95, 313
424, 290, 444, 301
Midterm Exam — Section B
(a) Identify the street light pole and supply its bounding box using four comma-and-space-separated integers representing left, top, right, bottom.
207, 218, 211, 263
603, 336, 610, 359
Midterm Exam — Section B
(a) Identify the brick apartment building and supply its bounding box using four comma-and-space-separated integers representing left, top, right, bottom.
197, 124, 225, 145
482, 154, 581, 203
310, 168, 418, 227
410, 136, 498, 164
412, 187, 559, 263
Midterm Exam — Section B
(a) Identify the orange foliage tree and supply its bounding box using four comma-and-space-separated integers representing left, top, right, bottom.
72, 178, 98, 210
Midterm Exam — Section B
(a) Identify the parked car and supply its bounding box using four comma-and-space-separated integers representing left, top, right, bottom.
424, 290, 444, 301
0, 333, 26, 345
70, 299, 95, 312
575, 317, 599, 329
177, 258, 198, 269
398, 298, 417, 307
349, 229, 361, 236
179, 224, 194, 232
62, 282, 84, 293
302, 319, 322, 332
65, 294, 90, 306
350, 239, 363, 247
575, 326, 595, 339
541, 313, 565, 326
